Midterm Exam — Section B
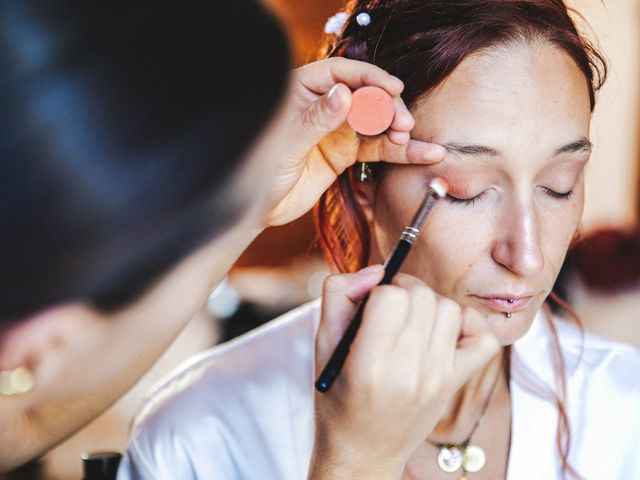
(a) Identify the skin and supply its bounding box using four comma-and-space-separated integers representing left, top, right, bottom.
311, 40, 592, 479
368, 40, 590, 344
0, 58, 446, 472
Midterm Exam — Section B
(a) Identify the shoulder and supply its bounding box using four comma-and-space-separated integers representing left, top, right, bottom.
554, 315, 640, 391
135, 298, 320, 421
121, 300, 320, 478
510, 310, 640, 474
553, 318, 640, 472
136, 299, 320, 425
551, 317, 640, 432
513, 310, 640, 400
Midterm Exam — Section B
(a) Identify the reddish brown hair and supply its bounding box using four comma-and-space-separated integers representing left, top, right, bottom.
314, 1, 606, 477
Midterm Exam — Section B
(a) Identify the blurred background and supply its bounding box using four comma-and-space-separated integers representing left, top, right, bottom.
6, 0, 639, 478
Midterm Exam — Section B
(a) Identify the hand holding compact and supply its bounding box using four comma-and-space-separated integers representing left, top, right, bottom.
309, 268, 500, 479
261, 57, 446, 228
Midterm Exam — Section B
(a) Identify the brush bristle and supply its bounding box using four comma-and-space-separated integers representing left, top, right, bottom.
429, 177, 449, 198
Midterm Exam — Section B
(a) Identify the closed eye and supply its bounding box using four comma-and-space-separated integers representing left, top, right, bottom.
445, 191, 487, 206
543, 188, 574, 200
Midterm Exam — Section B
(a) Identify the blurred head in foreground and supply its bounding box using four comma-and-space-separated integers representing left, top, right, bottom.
0, 0, 288, 468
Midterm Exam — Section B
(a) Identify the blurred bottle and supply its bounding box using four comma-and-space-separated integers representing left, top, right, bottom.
81, 452, 121, 480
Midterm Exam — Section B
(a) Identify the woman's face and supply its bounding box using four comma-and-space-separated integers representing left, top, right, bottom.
364, 41, 592, 345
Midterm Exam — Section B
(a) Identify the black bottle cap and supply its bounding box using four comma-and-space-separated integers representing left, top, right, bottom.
81, 451, 122, 480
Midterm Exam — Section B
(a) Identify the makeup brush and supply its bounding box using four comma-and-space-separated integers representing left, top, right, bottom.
315, 177, 449, 393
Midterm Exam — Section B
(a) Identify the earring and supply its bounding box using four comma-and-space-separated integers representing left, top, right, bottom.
0, 366, 34, 396
357, 162, 372, 182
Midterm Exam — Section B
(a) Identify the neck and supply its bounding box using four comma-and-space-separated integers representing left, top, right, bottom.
429, 348, 507, 444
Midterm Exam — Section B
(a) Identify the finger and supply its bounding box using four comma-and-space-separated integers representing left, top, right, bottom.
388, 95, 415, 133
392, 273, 437, 339
453, 309, 501, 383
298, 83, 353, 149
401, 139, 447, 164
356, 284, 411, 353
316, 266, 384, 367
357, 136, 446, 165
429, 297, 463, 362
386, 130, 410, 146
391, 273, 433, 297
355, 135, 385, 163
304, 121, 359, 178
298, 57, 404, 96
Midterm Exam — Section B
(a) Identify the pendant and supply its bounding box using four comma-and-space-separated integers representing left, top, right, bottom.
436, 446, 464, 473
462, 444, 486, 473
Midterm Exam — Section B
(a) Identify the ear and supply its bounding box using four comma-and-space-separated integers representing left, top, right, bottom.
351, 171, 378, 224
0, 304, 94, 381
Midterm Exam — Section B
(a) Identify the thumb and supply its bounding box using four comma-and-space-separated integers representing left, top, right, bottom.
316, 265, 383, 368
299, 83, 352, 146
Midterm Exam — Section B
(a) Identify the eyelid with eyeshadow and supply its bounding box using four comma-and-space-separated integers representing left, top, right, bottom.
445, 190, 487, 206
445, 187, 575, 206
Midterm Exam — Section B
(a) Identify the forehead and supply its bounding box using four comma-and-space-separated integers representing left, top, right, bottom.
411, 40, 591, 154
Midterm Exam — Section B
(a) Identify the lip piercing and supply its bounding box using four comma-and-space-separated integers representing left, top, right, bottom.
505, 299, 514, 318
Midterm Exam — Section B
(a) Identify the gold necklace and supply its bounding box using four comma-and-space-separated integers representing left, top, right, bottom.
426, 364, 502, 479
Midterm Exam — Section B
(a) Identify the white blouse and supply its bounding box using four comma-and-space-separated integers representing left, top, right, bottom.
117, 300, 640, 480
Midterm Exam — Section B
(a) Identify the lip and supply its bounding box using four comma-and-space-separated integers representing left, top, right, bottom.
472, 295, 535, 313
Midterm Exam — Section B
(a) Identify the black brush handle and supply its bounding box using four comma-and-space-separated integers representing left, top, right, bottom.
315, 239, 412, 393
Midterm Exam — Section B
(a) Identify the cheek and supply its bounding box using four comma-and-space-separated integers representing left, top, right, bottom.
411, 208, 496, 293
371, 171, 497, 295
371, 175, 429, 253
540, 186, 584, 269
374, 202, 493, 299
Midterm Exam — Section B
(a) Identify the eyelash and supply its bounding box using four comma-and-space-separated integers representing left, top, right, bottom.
543, 188, 574, 200
445, 192, 486, 206
445, 188, 574, 206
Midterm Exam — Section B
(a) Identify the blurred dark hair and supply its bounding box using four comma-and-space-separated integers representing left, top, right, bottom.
1, 1, 290, 323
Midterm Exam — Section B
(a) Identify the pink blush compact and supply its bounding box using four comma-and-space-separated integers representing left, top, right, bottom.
347, 86, 395, 136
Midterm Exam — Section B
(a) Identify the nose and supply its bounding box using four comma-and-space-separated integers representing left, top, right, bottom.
491, 199, 544, 277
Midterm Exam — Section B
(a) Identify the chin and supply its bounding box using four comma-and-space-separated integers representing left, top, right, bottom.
486, 308, 539, 346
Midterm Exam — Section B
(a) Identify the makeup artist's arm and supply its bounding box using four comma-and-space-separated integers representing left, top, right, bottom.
307, 269, 500, 479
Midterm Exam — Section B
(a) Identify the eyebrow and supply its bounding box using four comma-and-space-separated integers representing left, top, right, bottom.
444, 143, 499, 157
443, 136, 592, 159
554, 137, 592, 155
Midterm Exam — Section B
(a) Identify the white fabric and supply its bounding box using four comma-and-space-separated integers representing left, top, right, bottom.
117, 300, 640, 480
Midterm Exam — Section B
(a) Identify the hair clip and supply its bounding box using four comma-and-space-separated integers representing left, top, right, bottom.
356, 12, 371, 27
324, 11, 348, 36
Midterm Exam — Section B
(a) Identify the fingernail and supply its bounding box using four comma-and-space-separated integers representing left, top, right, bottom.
419, 143, 446, 162
357, 264, 383, 275
429, 144, 447, 157
327, 84, 342, 112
